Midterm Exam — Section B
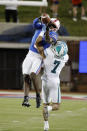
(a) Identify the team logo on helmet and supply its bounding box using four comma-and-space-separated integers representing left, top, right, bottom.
51, 41, 68, 58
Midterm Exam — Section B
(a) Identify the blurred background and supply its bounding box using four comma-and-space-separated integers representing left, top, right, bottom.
0, 0, 87, 92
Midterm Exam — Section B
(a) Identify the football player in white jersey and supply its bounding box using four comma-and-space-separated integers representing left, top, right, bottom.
41, 41, 69, 131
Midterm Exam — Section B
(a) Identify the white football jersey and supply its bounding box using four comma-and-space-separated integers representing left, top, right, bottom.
42, 47, 69, 82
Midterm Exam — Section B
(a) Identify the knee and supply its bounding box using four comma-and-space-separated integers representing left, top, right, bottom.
23, 74, 31, 85
30, 72, 36, 80
52, 104, 60, 111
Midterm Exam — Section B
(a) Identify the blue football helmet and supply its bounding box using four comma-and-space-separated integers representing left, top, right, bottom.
49, 31, 58, 43
51, 41, 68, 57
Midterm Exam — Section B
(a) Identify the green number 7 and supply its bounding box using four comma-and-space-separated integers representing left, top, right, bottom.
51, 60, 60, 73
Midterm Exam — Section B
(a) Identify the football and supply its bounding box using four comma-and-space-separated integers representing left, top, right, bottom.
41, 13, 51, 24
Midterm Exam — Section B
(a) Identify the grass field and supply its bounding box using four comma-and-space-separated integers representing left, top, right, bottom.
0, 97, 87, 131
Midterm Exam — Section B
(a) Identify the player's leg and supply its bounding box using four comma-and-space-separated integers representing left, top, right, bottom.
43, 80, 61, 130
42, 80, 50, 131
30, 56, 43, 108
72, 6, 78, 21
30, 72, 41, 108
51, 0, 59, 18
43, 104, 49, 131
48, 81, 61, 111
22, 51, 42, 108
81, 6, 85, 17
43, 102, 60, 131
22, 74, 31, 107
22, 51, 32, 107
48, 82, 61, 111
12, 10, 18, 23
81, 5, 87, 20
5, 9, 10, 22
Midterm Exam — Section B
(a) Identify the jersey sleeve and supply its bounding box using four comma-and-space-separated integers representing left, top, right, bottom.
62, 54, 69, 63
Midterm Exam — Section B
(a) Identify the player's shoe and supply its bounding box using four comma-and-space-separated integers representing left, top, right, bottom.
22, 96, 31, 107
36, 95, 41, 108
44, 121, 49, 131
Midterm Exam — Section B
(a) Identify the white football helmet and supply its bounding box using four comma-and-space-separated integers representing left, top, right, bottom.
50, 18, 60, 32
51, 41, 68, 57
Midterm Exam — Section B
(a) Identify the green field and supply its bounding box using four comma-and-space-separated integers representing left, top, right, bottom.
0, 98, 87, 131
0, 0, 87, 36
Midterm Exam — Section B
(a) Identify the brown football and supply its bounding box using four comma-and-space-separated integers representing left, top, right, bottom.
41, 13, 51, 24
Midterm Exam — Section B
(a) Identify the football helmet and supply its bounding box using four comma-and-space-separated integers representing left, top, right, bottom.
50, 18, 60, 32
51, 41, 68, 57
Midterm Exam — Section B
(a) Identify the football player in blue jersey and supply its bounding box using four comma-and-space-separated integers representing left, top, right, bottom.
22, 14, 60, 108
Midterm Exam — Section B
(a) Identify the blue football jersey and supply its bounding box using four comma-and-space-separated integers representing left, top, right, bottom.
29, 18, 58, 54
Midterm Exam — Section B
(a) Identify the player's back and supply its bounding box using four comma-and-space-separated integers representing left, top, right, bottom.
42, 47, 68, 82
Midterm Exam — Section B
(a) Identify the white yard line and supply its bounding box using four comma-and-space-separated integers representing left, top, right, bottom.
32, 126, 87, 130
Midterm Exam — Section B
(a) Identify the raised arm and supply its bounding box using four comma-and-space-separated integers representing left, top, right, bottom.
35, 24, 46, 59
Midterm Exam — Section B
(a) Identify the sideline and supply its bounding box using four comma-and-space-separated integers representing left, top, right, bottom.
0, 90, 87, 100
